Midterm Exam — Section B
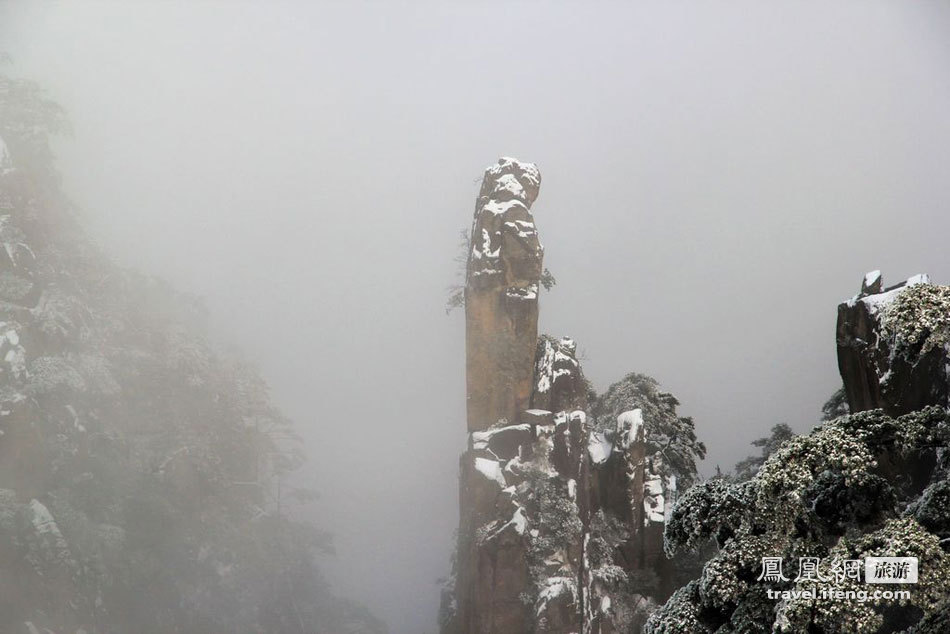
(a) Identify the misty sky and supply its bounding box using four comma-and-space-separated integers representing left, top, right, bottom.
2, 2, 950, 632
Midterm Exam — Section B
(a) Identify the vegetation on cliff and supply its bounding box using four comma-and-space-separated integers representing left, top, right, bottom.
0, 71, 384, 634
649, 406, 950, 633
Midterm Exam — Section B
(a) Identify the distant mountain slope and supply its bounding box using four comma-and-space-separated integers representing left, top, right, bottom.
0, 71, 385, 634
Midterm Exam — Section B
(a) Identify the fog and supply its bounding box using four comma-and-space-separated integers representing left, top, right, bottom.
2, 1, 950, 632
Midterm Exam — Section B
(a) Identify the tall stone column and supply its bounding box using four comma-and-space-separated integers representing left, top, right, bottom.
465, 157, 543, 432
445, 158, 677, 634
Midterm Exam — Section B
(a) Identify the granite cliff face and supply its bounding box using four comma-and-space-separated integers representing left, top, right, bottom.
443, 159, 704, 634
465, 158, 544, 433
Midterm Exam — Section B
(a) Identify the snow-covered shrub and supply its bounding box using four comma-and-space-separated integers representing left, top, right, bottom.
664, 478, 753, 556
882, 284, 950, 356
647, 406, 950, 633
593, 373, 706, 487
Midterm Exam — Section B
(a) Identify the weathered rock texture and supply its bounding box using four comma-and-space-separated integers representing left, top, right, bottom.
837, 271, 950, 416
444, 159, 702, 634
465, 158, 544, 432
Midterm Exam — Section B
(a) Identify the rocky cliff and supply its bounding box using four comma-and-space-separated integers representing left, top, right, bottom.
442, 159, 705, 634
837, 271, 950, 416
465, 157, 544, 433
641, 273, 950, 632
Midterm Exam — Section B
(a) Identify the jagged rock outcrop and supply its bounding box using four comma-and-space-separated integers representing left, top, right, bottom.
444, 159, 703, 634
837, 271, 950, 416
645, 275, 950, 633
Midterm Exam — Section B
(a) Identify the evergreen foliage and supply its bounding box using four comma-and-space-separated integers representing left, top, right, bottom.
0, 71, 385, 634
648, 407, 950, 633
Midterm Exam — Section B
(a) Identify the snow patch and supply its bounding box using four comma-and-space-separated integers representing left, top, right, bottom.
511, 506, 527, 534
481, 199, 526, 216
588, 431, 612, 464
474, 457, 506, 488
535, 340, 555, 394
484, 505, 528, 541
486, 157, 541, 193
536, 577, 577, 617
855, 273, 931, 314
492, 173, 527, 201
616, 409, 644, 447
472, 424, 531, 451
643, 475, 665, 524
506, 283, 538, 301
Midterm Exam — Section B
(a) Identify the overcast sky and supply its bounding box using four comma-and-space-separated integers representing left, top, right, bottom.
2, 2, 950, 632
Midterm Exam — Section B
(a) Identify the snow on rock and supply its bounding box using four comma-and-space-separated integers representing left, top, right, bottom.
510, 506, 528, 534
838, 270, 950, 415
532, 335, 587, 413
664, 474, 678, 522
588, 431, 613, 464
560, 410, 585, 430
472, 423, 532, 460
616, 409, 644, 448
643, 475, 665, 525
473, 228, 499, 261
491, 173, 529, 203
474, 457, 507, 488
503, 219, 538, 240
534, 338, 556, 394
535, 576, 578, 617
483, 505, 529, 542
453, 159, 685, 633
849, 272, 930, 314
860, 270, 883, 296
472, 423, 531, 450
481, 198, 527, 217
506, 283, 538, 301
485, 157, 541, 203
860, 287, 903, 315
558, 337, 576, 354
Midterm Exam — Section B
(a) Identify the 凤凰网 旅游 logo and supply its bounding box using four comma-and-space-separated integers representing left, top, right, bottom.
757, 556, 918, 585
864, 557, 918, 584
758, 556, 916, 603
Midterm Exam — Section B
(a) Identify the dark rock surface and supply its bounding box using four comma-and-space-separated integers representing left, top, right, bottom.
837, 271, 950, 416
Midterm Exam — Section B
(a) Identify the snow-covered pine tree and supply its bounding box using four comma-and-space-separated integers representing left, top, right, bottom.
0, 70, 385, 634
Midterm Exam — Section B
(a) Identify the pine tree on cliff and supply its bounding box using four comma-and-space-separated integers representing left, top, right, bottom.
0, 70, 385, 634
732, 423, 794, 482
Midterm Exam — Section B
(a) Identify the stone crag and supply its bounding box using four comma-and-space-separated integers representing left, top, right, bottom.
465, 157, 544, 433
444, 159, 701, 634
837, 270, 950, 416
